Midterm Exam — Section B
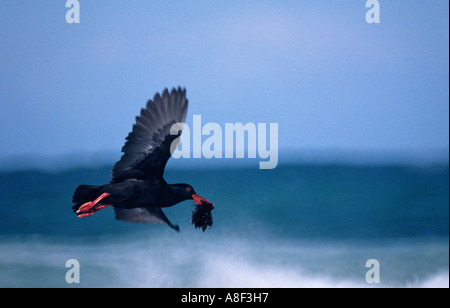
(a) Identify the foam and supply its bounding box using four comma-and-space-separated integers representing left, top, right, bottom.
0, 235, 448, 288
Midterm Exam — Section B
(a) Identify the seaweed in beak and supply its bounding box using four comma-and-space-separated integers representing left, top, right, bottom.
191, 199, 215, 232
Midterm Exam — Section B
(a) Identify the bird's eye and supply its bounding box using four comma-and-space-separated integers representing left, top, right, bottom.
186, 187, 192, 192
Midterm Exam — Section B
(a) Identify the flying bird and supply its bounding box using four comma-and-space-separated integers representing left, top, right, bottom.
72, 87, 213, 232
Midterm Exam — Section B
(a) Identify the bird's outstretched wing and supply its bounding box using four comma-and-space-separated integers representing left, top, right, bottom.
114, 206, 180, 232
111, 87, 188, 182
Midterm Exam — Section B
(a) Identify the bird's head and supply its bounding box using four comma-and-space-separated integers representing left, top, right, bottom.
173, 183, 212, 205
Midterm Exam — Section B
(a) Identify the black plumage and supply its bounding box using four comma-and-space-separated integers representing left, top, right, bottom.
72, 87, 214, 232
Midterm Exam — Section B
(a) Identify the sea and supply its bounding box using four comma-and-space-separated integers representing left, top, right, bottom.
0, 160, 448, 288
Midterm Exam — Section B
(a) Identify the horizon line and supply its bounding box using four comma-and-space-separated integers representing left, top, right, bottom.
0, 147, 448, 172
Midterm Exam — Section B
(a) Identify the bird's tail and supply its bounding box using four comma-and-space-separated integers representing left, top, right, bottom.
72, 185, 102, 213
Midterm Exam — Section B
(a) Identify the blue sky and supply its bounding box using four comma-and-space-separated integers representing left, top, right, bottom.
0, 1, 448, 161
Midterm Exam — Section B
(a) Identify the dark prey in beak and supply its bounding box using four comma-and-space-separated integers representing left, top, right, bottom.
191, 199, 215, 232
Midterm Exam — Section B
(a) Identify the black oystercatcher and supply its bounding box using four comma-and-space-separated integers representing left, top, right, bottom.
72, 87, 214, 232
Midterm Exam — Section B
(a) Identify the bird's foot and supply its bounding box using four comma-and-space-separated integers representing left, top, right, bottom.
76, 192, 111, 218
77, 204, 112, 218
77, 211, 95, 218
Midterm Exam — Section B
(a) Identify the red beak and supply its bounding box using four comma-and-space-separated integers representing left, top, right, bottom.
192, 194, 212, 205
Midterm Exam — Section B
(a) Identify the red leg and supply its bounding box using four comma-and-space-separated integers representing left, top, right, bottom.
77, 211, 95, 218
76, 192, 111, 214
95, 204, 112, 210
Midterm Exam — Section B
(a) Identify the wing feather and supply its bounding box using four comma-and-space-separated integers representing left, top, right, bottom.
114, 207, 180, 231
111, 87, 188, 182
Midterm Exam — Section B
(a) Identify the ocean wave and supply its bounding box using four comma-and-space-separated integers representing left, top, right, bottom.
406, 273, 449, 288
0, 235, 448, 288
